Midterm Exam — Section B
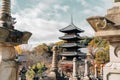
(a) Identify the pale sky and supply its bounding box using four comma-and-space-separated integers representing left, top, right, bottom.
0, 0, 113, 46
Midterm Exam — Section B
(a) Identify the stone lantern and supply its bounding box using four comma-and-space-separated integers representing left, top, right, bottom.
87, 1, 120, 80
0, 0, 32, 80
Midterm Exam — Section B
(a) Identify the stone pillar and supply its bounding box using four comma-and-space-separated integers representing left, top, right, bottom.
0, 43, 17, 80
72, 57, 78, 80
84, 60, 90, 77
48, 46, 59, 80
51, 46, 58, 71
94, 64, 98, 79
100, 64, 103, 78
83, 60, 90, 80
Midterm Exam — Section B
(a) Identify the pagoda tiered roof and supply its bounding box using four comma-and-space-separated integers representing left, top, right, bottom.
59, 34, 83, 40
58, 18, 85, 61
59, 51, 86, 57
59, 23, 84, 33
60, 43, 84, 48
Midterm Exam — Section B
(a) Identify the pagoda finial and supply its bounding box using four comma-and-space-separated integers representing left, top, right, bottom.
71, 14, 74, 24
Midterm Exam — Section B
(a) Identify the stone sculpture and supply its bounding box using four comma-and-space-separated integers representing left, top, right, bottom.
87, 0, 120, 79
48, 46, 60, 80
0, 0, 32, 80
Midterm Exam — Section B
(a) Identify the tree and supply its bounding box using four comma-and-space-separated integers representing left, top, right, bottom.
15, 45, 22, 54
26, 63, 47, 80
79, 36, 93, 46
33, 43, 49, 55
88, 37, 109, 64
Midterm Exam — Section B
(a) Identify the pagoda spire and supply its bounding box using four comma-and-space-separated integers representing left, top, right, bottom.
71, 14, 73, 24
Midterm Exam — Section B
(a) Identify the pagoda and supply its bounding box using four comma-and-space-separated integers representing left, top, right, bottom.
59, 17, 86, 73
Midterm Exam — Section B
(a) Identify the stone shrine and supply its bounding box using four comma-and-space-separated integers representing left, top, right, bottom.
87, 0, 120, 80
0, 0, 32, 80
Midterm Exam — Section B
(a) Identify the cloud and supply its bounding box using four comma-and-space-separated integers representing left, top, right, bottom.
14, 13, 67, 45
77, 0, 88, 6
10, 0, 112, 46
83, 9, 92, 15
13, 1, 68, 45
54, 4, 69, 12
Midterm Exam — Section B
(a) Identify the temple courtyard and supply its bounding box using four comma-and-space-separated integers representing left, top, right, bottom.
0, 0, 120, 80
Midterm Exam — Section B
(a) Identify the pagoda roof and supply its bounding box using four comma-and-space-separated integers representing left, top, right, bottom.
59, 34, 83, 40
60, 43, 84, 48
59, 51, 86, 57
60, 52, 78, 56
59, 23, 84, 33
59, 61, 73, 64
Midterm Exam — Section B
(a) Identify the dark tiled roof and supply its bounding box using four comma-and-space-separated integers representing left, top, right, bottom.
59, 51, 86, 57
60, 52, 78, 56
59, 23, 84, 33
59, 61, 73, 64
59, 34, 83, 40
60, 43, 83, 48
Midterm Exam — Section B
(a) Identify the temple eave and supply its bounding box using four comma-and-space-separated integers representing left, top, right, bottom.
60, 45, 83, 48
59, 36, 82, 40
59, 29, 84, 33
59, 52, 85, 56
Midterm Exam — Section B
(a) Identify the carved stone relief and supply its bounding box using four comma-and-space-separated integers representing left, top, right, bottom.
114, 45, 120, 58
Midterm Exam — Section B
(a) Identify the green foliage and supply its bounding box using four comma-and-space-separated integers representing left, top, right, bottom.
79, 36, 93, 46
26, 63, 47, 79
88, 37, 110, 64
95, 49, 109, 64
33, 43, 49, 54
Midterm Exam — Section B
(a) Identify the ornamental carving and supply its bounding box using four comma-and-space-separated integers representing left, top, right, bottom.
114, 45, 120, 58
95, 18, 107, 30
87, 16, 115, 32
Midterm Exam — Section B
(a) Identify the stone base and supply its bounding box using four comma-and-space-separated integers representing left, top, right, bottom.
48, 71, 56, 80
0, 43, 17, 80
103, 62, 120, 80
83, 76, 90, 80
69, 77, 80, 80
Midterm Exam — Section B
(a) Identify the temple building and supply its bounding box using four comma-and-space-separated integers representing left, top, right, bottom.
59, 19, 86, 74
